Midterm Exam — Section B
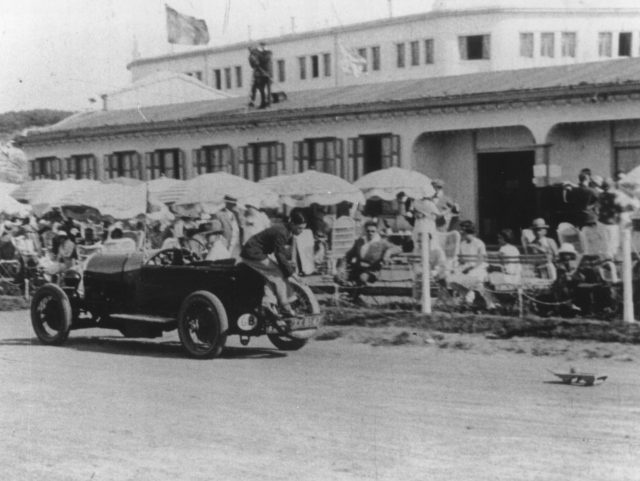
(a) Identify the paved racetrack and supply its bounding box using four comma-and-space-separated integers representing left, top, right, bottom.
1, 310, 638, 481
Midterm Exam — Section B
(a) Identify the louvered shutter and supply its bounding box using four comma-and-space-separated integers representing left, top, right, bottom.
334, 138, 344, 178
275, 142, 285, 175
292, 141, 301, 174
179, 150, 186, 179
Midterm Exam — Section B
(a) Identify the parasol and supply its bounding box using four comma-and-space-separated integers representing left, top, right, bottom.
174, 172, 278, 214
258, 170, 364, 207
147, 176, 187, 204
11, 179, 56, 203
354, 167, 435, 200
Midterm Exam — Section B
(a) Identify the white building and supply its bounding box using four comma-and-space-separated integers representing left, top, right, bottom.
128, 0, 640, 97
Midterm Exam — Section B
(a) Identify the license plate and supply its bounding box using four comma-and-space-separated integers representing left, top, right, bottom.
289, 313, 323, 331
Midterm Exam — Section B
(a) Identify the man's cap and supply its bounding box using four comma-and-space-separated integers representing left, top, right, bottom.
223, 194, 238, 204
431, 179, 445, 189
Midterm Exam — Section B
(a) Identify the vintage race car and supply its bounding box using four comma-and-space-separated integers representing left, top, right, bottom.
30, 248, 322, 358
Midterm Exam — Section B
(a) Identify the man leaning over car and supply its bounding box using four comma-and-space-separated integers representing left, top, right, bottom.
240, 211, 306, 318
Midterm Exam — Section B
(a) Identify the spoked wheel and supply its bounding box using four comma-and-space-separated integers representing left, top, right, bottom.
30, 284, 72, 345
177, 291, 228, 359
267, 279, 320, 351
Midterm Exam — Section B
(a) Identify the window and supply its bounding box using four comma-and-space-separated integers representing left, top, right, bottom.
410, 41, 420, 66
323, 53, 331, 77
561, 32, 576, 58
311, 55, 320, 78
619, 32, 632, 56
196, 145, 233, 174
30, 157, 61, 179
396, 43, 405, 68
235, 66, 242, 88
105, 152, 139, 179
424, 39, 434, 64
459, 35, 490, 60
64, 155, 96, 179
371, 46, 381, 71
277, 59, 286, 82
237, 143, 285, 181
357, 48, 368, 72
599, 32, 612, 57
224, 67, 232, 89
147, 149, 184, 179
540, 32, 555, 58
213, 69, 222, 89
293, 138, 343, 176
519, 33, 534, 58
298, 56, 306, 79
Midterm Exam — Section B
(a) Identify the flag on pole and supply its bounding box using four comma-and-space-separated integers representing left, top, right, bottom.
338, 42, 367, 77
166, 4, 210, 45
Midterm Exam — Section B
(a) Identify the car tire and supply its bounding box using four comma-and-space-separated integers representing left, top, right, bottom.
267, 278, 320, 351
178, 290, 228, 359
30, 283, 72, 345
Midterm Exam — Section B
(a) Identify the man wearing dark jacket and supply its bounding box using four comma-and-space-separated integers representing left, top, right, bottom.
240, 211, 306, 317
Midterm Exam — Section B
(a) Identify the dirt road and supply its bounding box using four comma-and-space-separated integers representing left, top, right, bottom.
1, 310, 639, 481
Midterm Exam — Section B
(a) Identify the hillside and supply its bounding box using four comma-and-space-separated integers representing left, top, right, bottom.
0, 109, 75, 183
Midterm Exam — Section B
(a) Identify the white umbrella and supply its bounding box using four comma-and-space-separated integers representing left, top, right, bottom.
11, 179, 56, 203
30, 179, 101, 216
147, 176, 187, 204
258, 170, 364, 207
0, 192, 31, 217
354, 167, 435, 200
175, 172, 278, 214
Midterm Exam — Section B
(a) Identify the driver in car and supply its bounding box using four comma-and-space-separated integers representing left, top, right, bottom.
240, 211, 306, 318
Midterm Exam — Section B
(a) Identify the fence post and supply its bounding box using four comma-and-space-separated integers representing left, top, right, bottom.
621, 213, 635, 323
421, 228, 431, 315
24, 279, 30, 302
517, 287, 523, 318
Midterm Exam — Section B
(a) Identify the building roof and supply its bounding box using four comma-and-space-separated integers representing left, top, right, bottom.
21, 57, 640, 144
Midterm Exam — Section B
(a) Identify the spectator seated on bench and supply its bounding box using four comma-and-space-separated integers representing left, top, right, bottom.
102, 227, 136, 254
341, 221, 402, 285
487, 229, 522, 287
447, 220, 495, 309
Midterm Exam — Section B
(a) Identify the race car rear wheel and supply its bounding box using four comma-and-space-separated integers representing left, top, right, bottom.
30, 284, 72, 345
178, 290, 228, 359
267, 279, 320, 351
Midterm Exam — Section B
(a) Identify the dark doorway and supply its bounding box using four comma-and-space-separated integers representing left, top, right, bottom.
477, 151, 536, 243
362, 135, 383, 174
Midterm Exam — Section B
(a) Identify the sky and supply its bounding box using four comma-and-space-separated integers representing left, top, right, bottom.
0, 0, 436, 113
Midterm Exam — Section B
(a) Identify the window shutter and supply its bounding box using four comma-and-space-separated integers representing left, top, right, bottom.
346, 138, 356, 182
391, 134, 400, 167
381, 137, 391, 169
133, 152, 142, 180
28, 160, 34, 179
292, 141, 301, 174
103, 154, 111, 179
334, 138, 344, 178
482, 35, 490, 59
354, 137, 364, 180
144, 152, 152, 181
225, 146, 234, 174
237, 146, 246, 178
245, 146, 254, 181
178, 150, 186, 179
458, 37, 467, 60
301, 141, 310, 172
275, 142, 285, 175
193, 148, 202, 176
54, 158, 62, 179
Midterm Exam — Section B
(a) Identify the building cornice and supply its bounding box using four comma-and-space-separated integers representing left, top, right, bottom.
16, 82, 640, 148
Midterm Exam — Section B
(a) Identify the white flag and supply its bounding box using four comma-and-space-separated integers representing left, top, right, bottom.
338, 42, 367, 77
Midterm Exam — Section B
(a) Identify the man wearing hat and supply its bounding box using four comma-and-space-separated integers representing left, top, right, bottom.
431, 179, 460, 232
529, 218, 558, 260
204, 219, 231, 262
213, 195, 244, 258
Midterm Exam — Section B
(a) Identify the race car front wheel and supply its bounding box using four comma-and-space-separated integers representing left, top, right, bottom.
178, 291, 228, 359
30, 284, 72, 345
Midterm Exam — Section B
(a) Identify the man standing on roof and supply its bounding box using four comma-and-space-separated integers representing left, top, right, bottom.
248, 41, 273, 109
